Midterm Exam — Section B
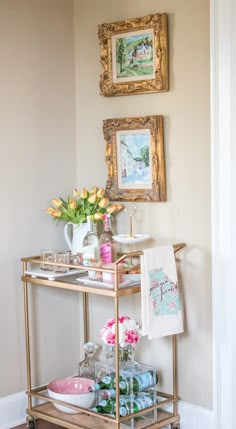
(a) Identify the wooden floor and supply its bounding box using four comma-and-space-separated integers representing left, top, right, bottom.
12, 422, 61, 429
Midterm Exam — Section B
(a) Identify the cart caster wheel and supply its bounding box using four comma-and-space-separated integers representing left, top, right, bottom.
26, 416, 35, 429
171, 423, 180, 429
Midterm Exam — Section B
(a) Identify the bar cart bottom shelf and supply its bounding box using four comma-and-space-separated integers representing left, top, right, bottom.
27, 403, 179, 429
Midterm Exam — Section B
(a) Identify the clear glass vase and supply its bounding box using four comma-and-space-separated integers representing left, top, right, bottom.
119, 344, 135, 365
101, 344, 136, 369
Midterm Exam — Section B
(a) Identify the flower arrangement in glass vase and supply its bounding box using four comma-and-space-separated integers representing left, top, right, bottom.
100, 316, 141, 364
46, 186, 123, 255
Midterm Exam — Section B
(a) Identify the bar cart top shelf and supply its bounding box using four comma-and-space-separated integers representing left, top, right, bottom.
21, 243, 186, 298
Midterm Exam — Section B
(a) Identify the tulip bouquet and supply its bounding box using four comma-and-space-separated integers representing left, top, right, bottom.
100, 316, 141, 348
46, 187, 123, 224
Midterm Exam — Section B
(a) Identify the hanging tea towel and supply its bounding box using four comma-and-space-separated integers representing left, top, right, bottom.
141, 245, 184, 339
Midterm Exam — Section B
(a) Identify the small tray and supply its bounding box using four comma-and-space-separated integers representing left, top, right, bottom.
113, 234, 150, 245
76, 274, 141, 289
25, 268, 85, 281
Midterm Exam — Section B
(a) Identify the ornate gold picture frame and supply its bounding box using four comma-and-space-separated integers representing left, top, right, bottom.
98, 13, 168, 96
104, 116, 166, 202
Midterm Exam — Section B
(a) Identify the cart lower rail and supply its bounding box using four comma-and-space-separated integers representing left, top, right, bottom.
27, 403, 180, 429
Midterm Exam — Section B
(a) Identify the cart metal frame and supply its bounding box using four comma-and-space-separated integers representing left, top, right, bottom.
22, 243, 185, 429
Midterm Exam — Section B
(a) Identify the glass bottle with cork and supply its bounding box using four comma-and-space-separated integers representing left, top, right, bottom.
100, 214, 117, 263
100, 214, 119, 284
82, 215, 100, 278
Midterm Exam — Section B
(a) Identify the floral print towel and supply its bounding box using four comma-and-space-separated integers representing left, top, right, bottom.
141, 246, 184, 339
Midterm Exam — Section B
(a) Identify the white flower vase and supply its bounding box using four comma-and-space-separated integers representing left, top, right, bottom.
64, 222, 88, 255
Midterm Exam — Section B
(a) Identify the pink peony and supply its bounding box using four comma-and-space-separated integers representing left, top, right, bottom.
105, 318, 115, 328
119, 316, 130, 324
105, 331, 116, 345
100, 315, 140, 346
125, 329, 139, 344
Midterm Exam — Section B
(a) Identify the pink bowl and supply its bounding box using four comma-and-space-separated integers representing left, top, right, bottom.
47, 377, 95, 414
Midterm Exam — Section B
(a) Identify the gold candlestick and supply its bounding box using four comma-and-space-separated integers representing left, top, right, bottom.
125, 203, 136, 264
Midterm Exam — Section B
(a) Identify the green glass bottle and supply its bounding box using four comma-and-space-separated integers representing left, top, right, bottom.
91, 397, 129, 416
91, 394, 154, 417
89, 370, 157, 394
92, 398, 116, 414
89, 374, 115, 392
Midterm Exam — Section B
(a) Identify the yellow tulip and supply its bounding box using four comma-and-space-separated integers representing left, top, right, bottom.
46, 208, 54, 215
88, 193, 97, 204
80, 188, 88, 199
69, 199, 77, 209
116, 203, 124, 212
73, 188, 79, 197
97, 188, 105, 199
90, 186, 98, 194
52, 210, 62, 217
106, 204, 117, 214
99, 197, 109, 208
52, 198, 62, 208
94, 212, 104, 221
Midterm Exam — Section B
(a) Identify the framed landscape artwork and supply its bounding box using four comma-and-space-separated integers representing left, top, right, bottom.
104, 116, 166, 202
98, 13, 168, 96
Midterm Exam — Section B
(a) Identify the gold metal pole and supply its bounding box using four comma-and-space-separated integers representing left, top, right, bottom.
23, 261, 32, 411
172, 334, 178, 417
114, 264, 120, 428
82, 292, 89, 343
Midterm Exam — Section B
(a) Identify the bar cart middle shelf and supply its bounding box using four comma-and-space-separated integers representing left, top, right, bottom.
22, 243, 185, 429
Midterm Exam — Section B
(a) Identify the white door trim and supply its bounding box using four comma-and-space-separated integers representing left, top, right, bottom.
211, 0, 236, 428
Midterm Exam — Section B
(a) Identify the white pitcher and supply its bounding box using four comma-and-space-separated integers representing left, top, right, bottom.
64, 222, 88, 255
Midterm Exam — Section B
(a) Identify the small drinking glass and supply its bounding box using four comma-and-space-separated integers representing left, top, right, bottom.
102, 262, 124, 285
40, 249, 55, 271
54, 252, 70, 273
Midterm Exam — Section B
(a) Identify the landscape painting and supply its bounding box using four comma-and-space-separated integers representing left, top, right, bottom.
112, 30, 155, 83
104, 115, 166, 202
99, 13, 168, 96
116, 130, 152, 189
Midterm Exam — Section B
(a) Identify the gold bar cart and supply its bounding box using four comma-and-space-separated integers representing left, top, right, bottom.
22, 243, 185, 429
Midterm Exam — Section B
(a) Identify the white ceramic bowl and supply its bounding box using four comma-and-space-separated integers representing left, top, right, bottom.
47, 377, 95, 414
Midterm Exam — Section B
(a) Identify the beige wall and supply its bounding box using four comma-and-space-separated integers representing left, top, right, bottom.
75, 0, 212, 408
0, 0, 79, 397
0, 0, 211, 410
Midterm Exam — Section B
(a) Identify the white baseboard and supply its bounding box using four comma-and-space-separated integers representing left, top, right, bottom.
165, 401, 214, 429
0, 391, 27, 429
0, 390, 214, 429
